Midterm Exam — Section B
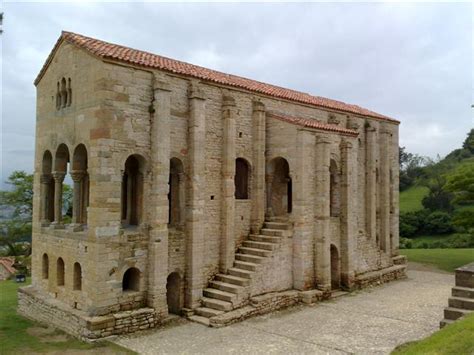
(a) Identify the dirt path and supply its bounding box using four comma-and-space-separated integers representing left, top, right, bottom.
114, 267, 454, 354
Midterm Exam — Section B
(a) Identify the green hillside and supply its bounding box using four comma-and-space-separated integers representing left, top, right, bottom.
400, 186, 429, 213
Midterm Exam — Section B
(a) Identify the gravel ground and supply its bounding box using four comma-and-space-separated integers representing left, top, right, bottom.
114, 266, 453, 355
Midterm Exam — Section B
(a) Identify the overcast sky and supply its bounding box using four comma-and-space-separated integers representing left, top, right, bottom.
1, 2, 473, 187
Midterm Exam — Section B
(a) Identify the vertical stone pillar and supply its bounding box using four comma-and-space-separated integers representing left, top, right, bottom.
40, 174, 52, 225
379, 126, 391, 254
251, 100, 266, 233
147, 79, 171, 315
340, 139, 357, 289
390, 126, 400, 255
178, 172, 186, 230
365, 124, 377, 244
51, 172, 65, 228
220, 95, 236, 273
314, 136, 331, 290
70, 170, 85, 230
293, 129, 315, 290
185, 82, 206, 309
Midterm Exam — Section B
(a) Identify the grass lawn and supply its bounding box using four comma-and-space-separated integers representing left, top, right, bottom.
408, 233, 472, 249
0, 278, 135, 354
392, 312, 474, 355
401, 248, 474, 273
399, 185, 429, 213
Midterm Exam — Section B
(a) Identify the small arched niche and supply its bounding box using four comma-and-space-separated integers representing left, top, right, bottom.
122, 267, 140, 292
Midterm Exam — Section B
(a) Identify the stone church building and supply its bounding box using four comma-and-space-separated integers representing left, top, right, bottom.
19, 31, 406, 339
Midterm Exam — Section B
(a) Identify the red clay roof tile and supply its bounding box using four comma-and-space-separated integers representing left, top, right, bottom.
267, 113, 359, 136
35, 31, 399, 124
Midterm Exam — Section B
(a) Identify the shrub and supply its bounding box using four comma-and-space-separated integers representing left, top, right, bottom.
400, 210, 454, 238
399, 238, 412, 249
423, 211, 454, 235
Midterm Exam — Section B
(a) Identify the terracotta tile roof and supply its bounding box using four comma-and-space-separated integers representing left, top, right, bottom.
0, 257, 17, 275
35, 31, 399, 124
267, 113, 358, 137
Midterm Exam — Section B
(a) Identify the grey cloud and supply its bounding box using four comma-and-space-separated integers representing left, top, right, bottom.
1, 2, 472, 187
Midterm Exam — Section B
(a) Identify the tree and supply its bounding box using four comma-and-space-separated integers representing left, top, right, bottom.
0, 171, 34, 256
399, 146, 428, 191
462, 129, 474, 154
444, 161, 474, 230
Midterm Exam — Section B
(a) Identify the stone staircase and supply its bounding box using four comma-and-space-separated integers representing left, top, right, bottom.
189, 220, 292, 325
440, 262, 474, 328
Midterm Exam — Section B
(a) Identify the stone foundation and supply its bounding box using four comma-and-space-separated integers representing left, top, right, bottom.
18, 286, 159, 340
354, 264, 407, 289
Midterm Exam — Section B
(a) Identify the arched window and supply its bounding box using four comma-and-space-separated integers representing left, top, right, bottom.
57, 257, 65, 286
122, 267, 140, 291
42, 253, 49, 279
53, 144, 70, 225
121, 155, 145, 226
41, 151, 54, 224
169, 158, 184, 227
73, 262, 82, 291
60, 78, 68, 108
67, 78, 72, 107
235, 158, 250, 199
72, 144, 89, 225
330, 159, 340, 217
56, 82, 61, 110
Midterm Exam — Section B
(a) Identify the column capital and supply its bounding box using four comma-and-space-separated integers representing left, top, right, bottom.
316, 135, 331, 145
346, 118, 360, 131
365, 121, 377, 133
70, 170, 86, 182
222, 95, 236, 107
153, 79, 171, 92
340, 139, 354, 150
188, 81, 205, 100
52, 171, 66, 182
40, 174, 53, 184
252, 99, 265, 113
328, 113, 341, 125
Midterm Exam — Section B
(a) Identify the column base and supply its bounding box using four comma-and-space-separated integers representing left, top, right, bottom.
50, 222, 65, 230
40, 220, 51, 227
68, 223, 84, 232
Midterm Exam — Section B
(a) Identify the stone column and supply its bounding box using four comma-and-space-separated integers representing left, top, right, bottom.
314, 136, 331, 290
365, 124, 377, 244
40, 174, 52, 226
185, 82, 206, 309
251, 100, 266, 233
220, 95, 236, 273
390, 127, 400, 255
379, 127, 391, 254
70, 170, 85, 231
178, 172, 186, 230
51, 172, 65, 228
293, 129, 315, 290
147, 79, 171, 315
340, 139, 357, 289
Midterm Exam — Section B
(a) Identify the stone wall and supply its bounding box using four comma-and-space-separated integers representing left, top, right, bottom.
18, 286, 157, 341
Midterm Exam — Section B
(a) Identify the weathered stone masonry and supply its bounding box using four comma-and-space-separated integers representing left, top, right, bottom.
20, 31, 406, 339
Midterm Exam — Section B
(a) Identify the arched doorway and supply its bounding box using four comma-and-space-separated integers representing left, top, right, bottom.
166, 272, 182, 315
330, 244, 340, 290
266, 157, 291, 217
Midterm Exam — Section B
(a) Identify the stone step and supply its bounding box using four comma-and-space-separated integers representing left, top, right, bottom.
439, 319, 454, 328
209, 280, 244, 294
239, 247, 271, 257
188, 314, 210, 326
194, 307, 224, 318
448, 296, 474, 310
260, 228, 284, 237
452, 286, 474, 299
234, 260, 258, 271
228, 267, 253, 279
235, 253, 265, 264
202, 297, 233, 311
392, 255, 407, 265
215, 273, 250, 287
249, 234, 281, 243
455, 265, 474, 288
331, 290, 348, 299
242, 240, 275, 251
203, 288, 236, 302
443, 307, 472, 321
264, 221, 291, 230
